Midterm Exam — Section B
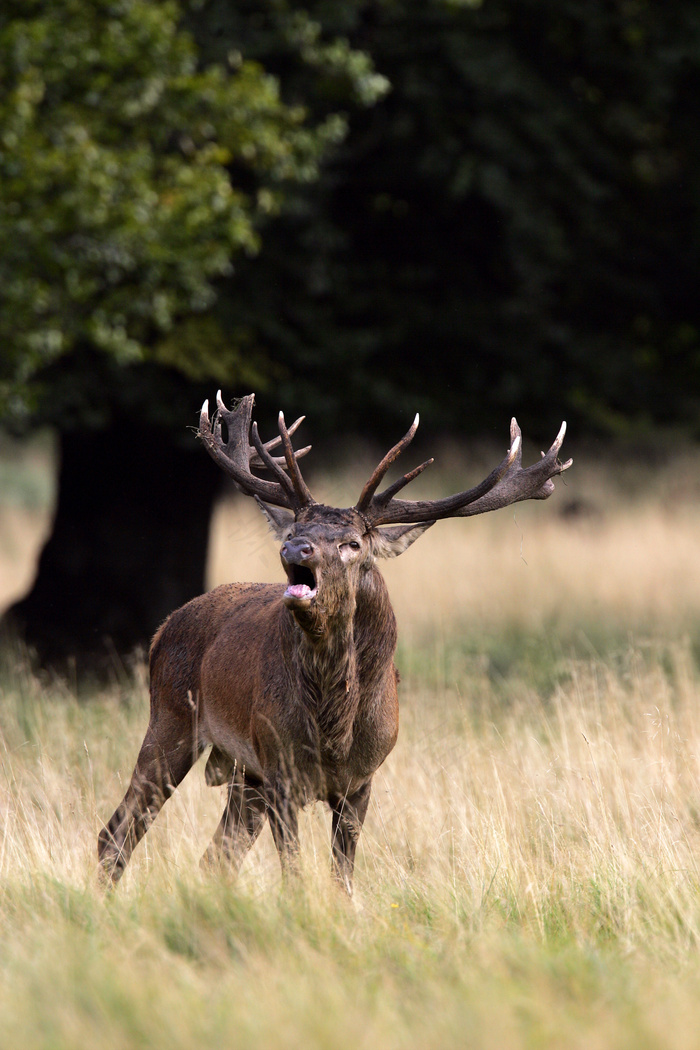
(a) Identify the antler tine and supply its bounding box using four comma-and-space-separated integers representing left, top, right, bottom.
250, 443, 313, 470
198, 392, 315, 511
371, 458, 435, 508
447, 417, 571, 517
356, 414, 420, 513
262, 415, 306, 450
250, 415, 310, 469
250, 422, 298, 501
536, 421, 572, 480
510, 417, 523, 460
249, 415, 317, 511
357, 414, 569, 527
278, 411, 316, 507
547, 421, 571, 465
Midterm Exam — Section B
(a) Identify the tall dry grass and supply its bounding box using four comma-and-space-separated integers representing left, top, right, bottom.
1, 444, 700, 1048
2, 637, 700, 1048
208, 445, 700, 642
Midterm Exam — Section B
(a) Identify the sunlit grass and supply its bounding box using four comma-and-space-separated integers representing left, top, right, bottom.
2, 445, 700, 1047
208, 445, 700, 659
2, 634, 700, 1048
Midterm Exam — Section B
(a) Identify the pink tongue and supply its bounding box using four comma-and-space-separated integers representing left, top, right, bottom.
286, 583, 315, 599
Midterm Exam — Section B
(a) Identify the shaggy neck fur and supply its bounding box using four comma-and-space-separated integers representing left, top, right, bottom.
285, 564, 396, 761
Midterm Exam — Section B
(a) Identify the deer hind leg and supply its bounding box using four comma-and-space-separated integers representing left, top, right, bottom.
98, 711, 200, 885
201, 769, 268, 873
330, 780, 372, 896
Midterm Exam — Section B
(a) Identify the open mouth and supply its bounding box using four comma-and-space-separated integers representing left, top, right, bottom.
283, 563, 317, 603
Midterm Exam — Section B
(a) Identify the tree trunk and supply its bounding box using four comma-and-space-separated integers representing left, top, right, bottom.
6, 419, 219, 672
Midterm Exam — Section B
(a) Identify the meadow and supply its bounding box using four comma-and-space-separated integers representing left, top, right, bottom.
1, 433, 700, 1049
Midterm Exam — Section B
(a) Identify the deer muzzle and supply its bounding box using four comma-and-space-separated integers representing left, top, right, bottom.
281, 538, 318, 604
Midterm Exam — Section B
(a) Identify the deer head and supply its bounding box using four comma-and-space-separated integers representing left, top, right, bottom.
199, 394, 437, 637
198, 392, 572, 637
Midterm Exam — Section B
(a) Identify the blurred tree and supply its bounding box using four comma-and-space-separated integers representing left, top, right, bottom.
0, 0, 353, 411
0, 0, 382, 666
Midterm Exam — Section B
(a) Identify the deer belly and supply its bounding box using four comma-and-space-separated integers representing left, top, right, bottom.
200, 717, 264, 783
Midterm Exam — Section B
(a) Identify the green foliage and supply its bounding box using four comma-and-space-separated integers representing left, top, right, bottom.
4, 0, 700, 437
0, 431, 54, 509
0, 0, 355, 419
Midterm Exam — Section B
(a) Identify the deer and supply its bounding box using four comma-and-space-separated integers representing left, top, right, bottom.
98, 392, 571, 894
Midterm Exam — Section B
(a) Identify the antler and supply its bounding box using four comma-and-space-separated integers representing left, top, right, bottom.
356, 416, 572, 527
198, 392, 316, 512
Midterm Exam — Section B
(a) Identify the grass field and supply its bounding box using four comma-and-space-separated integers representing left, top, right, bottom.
1, 437, 700, 1048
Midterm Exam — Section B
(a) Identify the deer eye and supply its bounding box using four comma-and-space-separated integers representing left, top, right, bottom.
349, 541, 361, 550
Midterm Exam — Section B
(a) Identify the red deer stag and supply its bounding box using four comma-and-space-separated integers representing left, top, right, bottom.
98, 393, 571, 893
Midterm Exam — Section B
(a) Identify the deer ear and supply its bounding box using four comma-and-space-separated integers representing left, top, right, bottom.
255, 498, 294, 540
371, 521, 435, 559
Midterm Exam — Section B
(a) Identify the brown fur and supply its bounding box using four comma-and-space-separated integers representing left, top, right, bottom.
98, 507, 412, 894
98, 400, 570, 894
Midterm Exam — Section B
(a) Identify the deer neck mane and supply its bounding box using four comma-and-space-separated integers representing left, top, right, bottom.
284, 564, 395, 759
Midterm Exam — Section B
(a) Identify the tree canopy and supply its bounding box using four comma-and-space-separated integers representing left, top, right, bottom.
5, 0, 700, 668
3, 0, 700, 439
0, 0, 384, 423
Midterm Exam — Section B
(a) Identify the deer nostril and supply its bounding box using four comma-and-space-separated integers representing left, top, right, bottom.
282, 539, 313, 561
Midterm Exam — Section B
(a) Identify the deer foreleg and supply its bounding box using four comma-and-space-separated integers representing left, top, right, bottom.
265, 774, 301, 881
330, 781, 372, 896
201, 772, 267, 873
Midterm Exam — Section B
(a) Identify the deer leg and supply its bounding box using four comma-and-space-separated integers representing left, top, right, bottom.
98, 712, 199, 885
201, 772, 267, 873
265, 774, 301, 882
330, 780, 372, 896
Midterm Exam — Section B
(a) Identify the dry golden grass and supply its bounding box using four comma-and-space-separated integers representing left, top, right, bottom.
208, 446, 700, 641
3, 438, 699, 637
0, 431, 56, 613
0, 505, 53, 610
2, 443, 700, 1048
2, 634, 700, 1049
